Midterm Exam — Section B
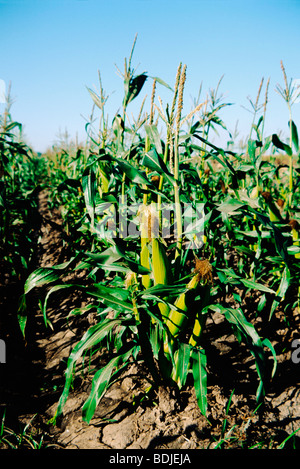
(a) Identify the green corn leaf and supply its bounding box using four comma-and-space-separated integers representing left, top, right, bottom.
191, 347, 207, 415
82, 165, 97, 227
173, 343, 192, 389
42, 284, 75, 328
289, 119, 299, 152
123, 73, 147, 108
4, 121, 22, 132
211, 305, 262, 347
235, 163, 256, 173
92, 152, 172, 197
18, 314, 27, 338
239, 278, 275, 294
149, 75, 173, 91
248, 139, 257, 165
122, 259, 151, 275
17, 294, 27, 337
149, 321, 169, 360
54, 317, 135, 421
24, 257, 78, 295
24, 268, 63, 294
272, 134, 292, 156
262, 338, 277, 378
114, 157, 152, 186
86, 86, 105, 110
144, 124, 163, 155
82, 355, 121, 424
269, 265, 290, 320
82, 347, 136, 424
206, 114, 229, 133
245, 209, 289, 264
84, 246, 123, 265
142, 148, 175, 186
261, 135, 272, 155
85, 284, 134, 312
252, 116, 264, 141
0, 181, 5, 207
209, 304, 268, 403
81, 260, 140, 275
192, 133, 237, 177
139, 282, 186, 299
57, 178, 81, 191
149, 323, 160, 359
217, 198, 245, 215
82, 250, 151, 275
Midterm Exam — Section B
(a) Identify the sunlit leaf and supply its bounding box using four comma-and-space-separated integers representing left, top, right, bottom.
54, 317, 135, 420
191, 347, 207, 415
82, 347, 136, 423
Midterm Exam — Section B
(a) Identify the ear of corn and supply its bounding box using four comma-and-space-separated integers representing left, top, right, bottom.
139, 204, 153, 290
140, 209, 152, 289
152, 237, 172, 319
166, 260, 212, 386
289, 219, 300, 259
250, 186, 259, 199
261, 191, 282, 223
139, 203, 172, 319
166, 271, 201, 338
165, 259, 213, 342
140, 112, 152, 289
140, 240, 152, 289
152, 237, 172, 285
98, 163, 110, 194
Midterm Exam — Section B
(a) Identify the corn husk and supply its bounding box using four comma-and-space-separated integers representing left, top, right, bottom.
140, 240, 152, 289
166, 259, 212, 339
289, 219, 300, 259
261, 191, 282, 223
139, 203, 172, 319
139, 204, 153, 289
166, 272, 201, 338
152, 237, 172, 319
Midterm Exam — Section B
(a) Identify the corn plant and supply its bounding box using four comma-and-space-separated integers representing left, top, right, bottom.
24, 46, 298, 427
0, 88, 48, 289
275, 61, 300, 204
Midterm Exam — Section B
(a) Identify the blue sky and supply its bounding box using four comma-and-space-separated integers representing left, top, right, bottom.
1, 0, 300, 152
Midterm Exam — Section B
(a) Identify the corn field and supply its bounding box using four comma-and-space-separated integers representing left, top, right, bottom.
1, 41, 300, 449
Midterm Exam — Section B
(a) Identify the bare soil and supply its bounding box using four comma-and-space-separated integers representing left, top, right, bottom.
1, 190, 300, 450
